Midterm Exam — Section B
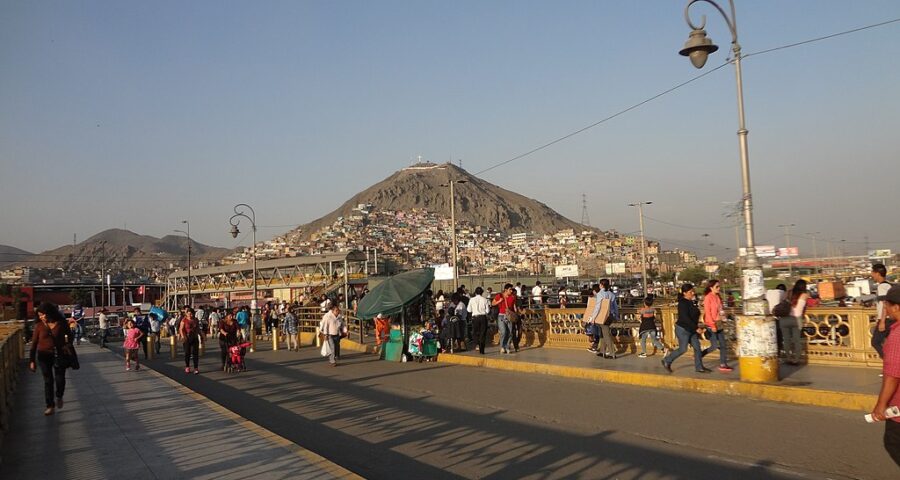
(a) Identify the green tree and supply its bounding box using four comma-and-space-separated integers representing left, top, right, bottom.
678, 266, 709, 285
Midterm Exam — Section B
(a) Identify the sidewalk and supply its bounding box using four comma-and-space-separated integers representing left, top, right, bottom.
436, 344, 881, 412
0, 343, 362, 480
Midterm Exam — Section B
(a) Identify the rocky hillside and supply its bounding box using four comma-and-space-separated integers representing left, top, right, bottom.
291, 162, 587, 239
13, 229, 232, 270
0, 245, 32, 269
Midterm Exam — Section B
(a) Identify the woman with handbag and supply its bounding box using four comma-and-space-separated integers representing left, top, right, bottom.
29, 302, 74, 416
701, 279, 733, 373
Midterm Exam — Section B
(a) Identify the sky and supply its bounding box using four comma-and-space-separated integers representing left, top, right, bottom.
2, 0, 899, 259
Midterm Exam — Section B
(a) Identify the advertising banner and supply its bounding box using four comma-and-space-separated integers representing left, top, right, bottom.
555, 264, 579, 278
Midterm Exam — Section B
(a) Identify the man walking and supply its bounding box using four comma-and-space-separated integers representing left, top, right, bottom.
319, 304, 345, 366
133, 307, 150, 359
98, 308, 109, 348
873, 263, 894, 359
587, 279, 618, 359
532, 281, 543, 307
467, 287, 491, 354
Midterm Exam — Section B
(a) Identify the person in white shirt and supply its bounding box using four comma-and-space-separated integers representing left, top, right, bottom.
532, 282, 543, 306
467, 287, 492, 354
98, 309, 109, 348
765, 284, 787, 315
319, 304, 344, 365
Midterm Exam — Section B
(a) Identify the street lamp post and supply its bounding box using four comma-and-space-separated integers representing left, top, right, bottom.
230, 204, 258, 350
628, 201, 652, 296
440, 180, 468, 291
174, 220, 192, 308
680, 0, 773, 382
806, 231, 821, 276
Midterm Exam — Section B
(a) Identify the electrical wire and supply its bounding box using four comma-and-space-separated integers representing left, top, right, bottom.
472, 17, 900, 177
642, 215, 736, 231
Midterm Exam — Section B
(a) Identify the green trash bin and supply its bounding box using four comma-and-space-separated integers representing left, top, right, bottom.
383, 329, 404, 362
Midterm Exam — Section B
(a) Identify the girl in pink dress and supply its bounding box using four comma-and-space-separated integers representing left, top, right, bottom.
123, 319, 144, 371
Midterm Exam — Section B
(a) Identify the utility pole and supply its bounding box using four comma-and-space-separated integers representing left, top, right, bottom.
581, 194, 590, 227
806, 232, 820, 277
778, 223, 796, 277
441, 179, 467, 291
628, 202, 652, 295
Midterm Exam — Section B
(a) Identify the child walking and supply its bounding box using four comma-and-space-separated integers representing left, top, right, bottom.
638, 296, 667, 357
123, 318, 144, 371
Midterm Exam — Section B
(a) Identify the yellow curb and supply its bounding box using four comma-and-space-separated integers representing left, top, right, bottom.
437, 354, 877, 412
340, 339, 376, 354
104, 345, 364, 480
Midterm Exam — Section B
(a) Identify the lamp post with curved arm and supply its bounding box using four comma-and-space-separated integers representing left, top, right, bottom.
229, 203, 258, 315
679, 0, 774, 382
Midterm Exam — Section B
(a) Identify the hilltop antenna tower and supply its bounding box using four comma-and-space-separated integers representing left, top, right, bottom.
581, 194, 590, 226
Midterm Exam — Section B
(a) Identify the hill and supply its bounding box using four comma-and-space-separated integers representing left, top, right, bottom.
15, 229, 232, 271
0, 245, 33, 269
291, 162, 586, 239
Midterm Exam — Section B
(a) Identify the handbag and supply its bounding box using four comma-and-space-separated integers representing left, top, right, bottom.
48, 324, 79, 370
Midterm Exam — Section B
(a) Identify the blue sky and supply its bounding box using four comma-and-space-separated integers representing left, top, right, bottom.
2, 0, 898, 258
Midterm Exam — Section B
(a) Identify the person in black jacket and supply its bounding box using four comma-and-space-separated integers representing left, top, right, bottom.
661, 283, 711, 374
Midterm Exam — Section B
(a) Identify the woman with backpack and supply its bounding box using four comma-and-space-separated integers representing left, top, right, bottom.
783, 280, 809, 365
178, 307, 204, 374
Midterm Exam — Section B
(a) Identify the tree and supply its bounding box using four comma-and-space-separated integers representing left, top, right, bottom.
678, 266, 709, 286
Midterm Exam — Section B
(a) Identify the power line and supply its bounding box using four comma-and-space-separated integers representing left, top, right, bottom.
472, 17, 900, 177
743, 17, 900, 59
643, 215, 735, 231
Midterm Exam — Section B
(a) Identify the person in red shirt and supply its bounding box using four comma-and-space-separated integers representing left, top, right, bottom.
872, 284, 900, 466
492, 283, 517, 354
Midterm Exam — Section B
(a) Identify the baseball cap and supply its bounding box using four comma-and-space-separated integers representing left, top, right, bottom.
885, 284, 900, 304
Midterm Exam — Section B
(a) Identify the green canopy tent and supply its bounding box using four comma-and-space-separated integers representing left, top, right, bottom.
357, 268, 434, 359
357, 268, 435, 321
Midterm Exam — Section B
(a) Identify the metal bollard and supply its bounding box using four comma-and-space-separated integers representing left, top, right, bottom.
170, 334, 177, 360
198, 334, 205, 355
315, 327, 321, 347
272, 327, 280, 351
147, 335, 155, 360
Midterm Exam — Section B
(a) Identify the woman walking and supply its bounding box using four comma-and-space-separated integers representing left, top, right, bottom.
492, 284, 517, 354
783, 280, 809, 365
661, 283, 711, 374
701, 280, 733, 372
29, 302, 73, 416
122, 318, 144, 371
178, 307, 204, 374
217, 310, 239, 370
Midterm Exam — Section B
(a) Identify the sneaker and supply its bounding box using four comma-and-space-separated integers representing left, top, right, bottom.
638, 353, 647, 358
56, 398, 64, 409
135, 364, 141, 371
661, 359, 672, 373
126, 365, 131, 371
696, 367, 712, 373
185, 367, 191, 374
587, 347, 597, 353
193, 369, 199, 375
718, 365, 733, 373
44, 406, 55, 416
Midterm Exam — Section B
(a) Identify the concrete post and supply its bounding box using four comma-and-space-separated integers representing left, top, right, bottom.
147, 335, 155, 360
198, 333, 204, 355
170, 334, 177, 360
272, 327, 279, 351
736, 315, 779, 382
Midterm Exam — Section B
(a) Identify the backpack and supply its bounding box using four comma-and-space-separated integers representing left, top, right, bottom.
772, 299, 791, 317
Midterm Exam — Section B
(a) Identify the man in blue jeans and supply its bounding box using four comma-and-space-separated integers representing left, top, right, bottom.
662, 283, 710, 373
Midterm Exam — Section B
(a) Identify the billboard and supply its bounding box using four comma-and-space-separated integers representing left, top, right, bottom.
777, 247, 799, 258
555, 264, 579, 278
431, 263, 455, 281
869, 249, 892, 259
605, 263, 626, 275
739, 245, 776, 258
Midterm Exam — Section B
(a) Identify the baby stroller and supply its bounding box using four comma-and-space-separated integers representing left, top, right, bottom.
407, 331, 439, 362
226, 341, 252, 373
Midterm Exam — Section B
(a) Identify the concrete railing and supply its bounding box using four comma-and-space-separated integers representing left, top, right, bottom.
542, 305, 881, 368
0, 321, 25, 446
